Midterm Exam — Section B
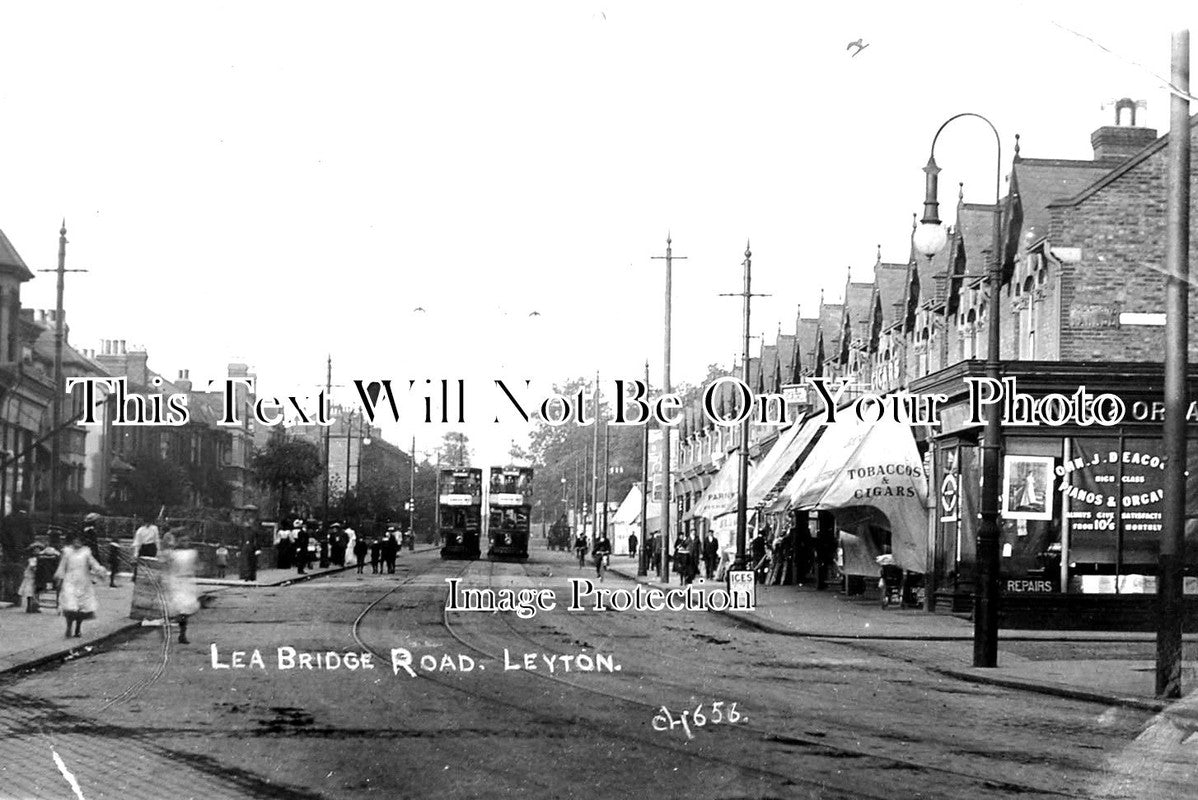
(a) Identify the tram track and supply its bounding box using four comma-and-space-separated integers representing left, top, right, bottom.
351, 554, 867, 800
436, 552, 1082, 799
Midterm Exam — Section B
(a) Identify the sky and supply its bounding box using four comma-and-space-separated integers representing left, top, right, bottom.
0, 1, 1193, 464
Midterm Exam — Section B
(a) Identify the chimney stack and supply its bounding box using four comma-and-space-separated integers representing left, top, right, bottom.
1092, 97, 1157, 162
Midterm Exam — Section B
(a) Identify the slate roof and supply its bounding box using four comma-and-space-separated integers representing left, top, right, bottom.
843, 282, 874, 348
795, 318, 820, 377
818, 303, 843, 356
774, 334, 796, 386
1021, 156, 1121, 239
0, 229, 34, 281
873, 262, 909, 330
758, 345, 777, 392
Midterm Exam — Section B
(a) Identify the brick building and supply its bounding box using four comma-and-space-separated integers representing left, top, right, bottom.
682, 109, 1198, 627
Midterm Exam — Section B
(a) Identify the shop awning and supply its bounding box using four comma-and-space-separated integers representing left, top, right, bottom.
746, 417, 823, 509
779, 419, 928, 573
691, 454, 746, 520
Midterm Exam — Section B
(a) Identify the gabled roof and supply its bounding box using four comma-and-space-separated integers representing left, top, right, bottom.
913, 243, 953, 310
1017, 156, 1116, 243
0, 229, 34, 281
795, 318, 820, 377
775, 334, 796, 385
758, 345, 777, 392
818, 303, 843, 355
843, 282, 874, 348
187, 391, 227, 426
26, 320, 107, 376
954, 202, 1000, 280
873, 262, 909, 330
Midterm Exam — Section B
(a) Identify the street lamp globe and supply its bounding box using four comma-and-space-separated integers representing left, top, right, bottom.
913, 221, 948, 258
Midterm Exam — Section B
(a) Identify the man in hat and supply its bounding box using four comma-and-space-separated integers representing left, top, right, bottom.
382, 526, 399, 574
295, 520, 310, 575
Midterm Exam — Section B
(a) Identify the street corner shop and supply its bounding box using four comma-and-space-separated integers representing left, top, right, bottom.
913, 360, 1198, 630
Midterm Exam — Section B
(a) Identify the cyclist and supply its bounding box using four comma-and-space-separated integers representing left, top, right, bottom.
574, 533, 589, 569
592, 532, 613, 581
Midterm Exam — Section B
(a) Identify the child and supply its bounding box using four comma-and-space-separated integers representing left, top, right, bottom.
215, 545, 229, 579
18, 546, 39, 613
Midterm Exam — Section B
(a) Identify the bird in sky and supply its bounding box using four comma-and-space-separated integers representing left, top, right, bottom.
529, 311, 541, 317
847, 39, 869, 57
412, 306, 426, 312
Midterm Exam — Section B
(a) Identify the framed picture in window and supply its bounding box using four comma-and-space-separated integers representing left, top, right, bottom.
1002, 455, 1054, 521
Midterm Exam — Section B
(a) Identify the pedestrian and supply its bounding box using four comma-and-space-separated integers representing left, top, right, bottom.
18, 544, 40, 613
370, 536, 382, 574
161, 532, 200, 645
751, 530, 767, 584
703, 534, 719, 580
353, 534, 368, 575
330, 523, 345, 566
383, 527, 399, 574
295, 522, 310, 575
574, 533, 588, 569
628, 533, 638, 559
650, 533, 661, 574
132, 515, 161, 558
53, 530, 109, 639
108, 540, 121, 587
215, 544, 229, 579
673, 534, 691, 586
1, 502, 34, 605
405, 527, 414, 551
82, 512, 101, 560
688, 532, 702, 583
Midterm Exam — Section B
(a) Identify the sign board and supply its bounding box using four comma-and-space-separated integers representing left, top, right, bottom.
939, 473, 958, 522
727, 570, 756, 610
439, 494, 474, 506
490, 493, 525, 507
781, 384, 809, 405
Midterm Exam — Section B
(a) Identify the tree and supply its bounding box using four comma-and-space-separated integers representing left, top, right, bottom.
507, 439, 531, 465
527, 377, 645, 526
441, 432, 471, 467
250, 437, 324, 521
122, 456, 190, 515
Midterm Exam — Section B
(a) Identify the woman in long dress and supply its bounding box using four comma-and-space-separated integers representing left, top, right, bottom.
54, 531, 109, 638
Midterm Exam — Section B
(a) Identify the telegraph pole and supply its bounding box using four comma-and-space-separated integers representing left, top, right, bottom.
602, 422, 610, 537
639, 359, 650, 577
591, 372, 600, 547
320, 355, 332, 566
1158, 28, 1190, 700
721, 241, 769, 570
410, 435, 416, 538
652, 234, 686, 582
39, 222, 86, 545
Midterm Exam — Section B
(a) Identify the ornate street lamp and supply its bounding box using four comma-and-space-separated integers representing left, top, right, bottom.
915, 113, 1004, 668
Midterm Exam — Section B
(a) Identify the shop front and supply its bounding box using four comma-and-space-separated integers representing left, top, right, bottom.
914, 361, 1198, 630
774, 415, 929, 585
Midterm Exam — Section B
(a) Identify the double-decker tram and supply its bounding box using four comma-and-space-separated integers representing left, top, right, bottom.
488, 466, 533, 561
438, 468, 483, 560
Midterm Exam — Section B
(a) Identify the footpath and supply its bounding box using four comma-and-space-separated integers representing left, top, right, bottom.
609, 559, 1197, 713
0, 561, 358, 676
